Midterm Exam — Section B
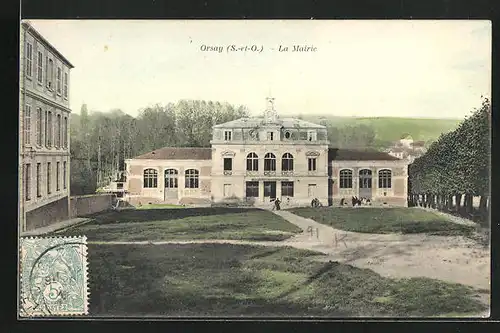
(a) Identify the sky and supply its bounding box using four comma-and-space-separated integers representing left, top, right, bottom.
26, 20, 491, 119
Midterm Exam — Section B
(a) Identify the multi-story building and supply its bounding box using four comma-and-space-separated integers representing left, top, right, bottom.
19, 22, 74, 232
125, 98, 409, 207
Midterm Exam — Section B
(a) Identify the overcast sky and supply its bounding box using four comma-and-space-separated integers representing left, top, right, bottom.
26, 20, 491, 119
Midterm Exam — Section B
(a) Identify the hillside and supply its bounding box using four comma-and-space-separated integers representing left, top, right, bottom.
298, 115, 462, 148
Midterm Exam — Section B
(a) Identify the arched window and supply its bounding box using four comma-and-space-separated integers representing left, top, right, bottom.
281, 153, 294, 171
264, 153, 276, 171
143, 169, 158, 188
339, 169, 353, 188
378, 169, 392, 189
246, 152, 258, 171
359, 169, 372, 188
185, 169, 199, 188
164, 169, 178, 188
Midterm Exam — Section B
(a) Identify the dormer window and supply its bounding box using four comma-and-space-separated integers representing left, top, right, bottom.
267, 132, 274, 141
224, 130, 232, 141
307, 130, 317, 141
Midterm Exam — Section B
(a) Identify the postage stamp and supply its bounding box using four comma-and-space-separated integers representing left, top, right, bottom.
19, 236, 89, 317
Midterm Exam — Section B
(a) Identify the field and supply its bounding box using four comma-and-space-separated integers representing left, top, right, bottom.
89, 243, 485, 317
52, 206, 489, 317
56, 207, 302, 241
297, 115, 461, 145
287, 207, 476, 236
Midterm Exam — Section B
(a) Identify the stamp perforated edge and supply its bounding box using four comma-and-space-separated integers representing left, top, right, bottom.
19, 235, 89, 317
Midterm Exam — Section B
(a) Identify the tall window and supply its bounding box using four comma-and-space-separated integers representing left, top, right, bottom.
37, 51, 43, 83
281, 153, 294, 171
36, 163, 41, 197
24, 104, 31, 145
63, 117, 68, 148
58, 114, 63, 147
223, 158, 233, 172
63, 161, 67, 189
281, 181, 294, 197
56, 162, 60, 191
36, 108, 42, 146
308, 158, 317, 171
57, 67, 62, 94
47, 111, 52, 147
185, 169, 199, 188
267, 132, 274, 141
164, 169, 178, 188
359, 169, 372, 188
143, 169, 158, 188
47, 58, 54, 89
25, 42, 33, 77
245, 181, 259, 198
25, 164, 31, 201
378, 170, 392, 189
64, 72, 68, 98
47, 162, 51, 194
307, 131, 317, 141
224, 130, 232, 141
264, 153, 276, 171
246, 152, 258, 171
339, 169, 353, 188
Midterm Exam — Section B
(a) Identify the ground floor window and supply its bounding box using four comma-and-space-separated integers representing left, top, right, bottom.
36, 163, 41, 197
143, 169, 158, 188
25, 164, 31, 201
339, 169, 353, 188
378, 169, 392, 189
245, 181, 259, 197
281, 181, 294, 197
185, 169, 199, 188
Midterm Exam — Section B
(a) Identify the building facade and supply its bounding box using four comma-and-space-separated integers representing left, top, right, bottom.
19, 22, 74, 232
125, 98, 409, 207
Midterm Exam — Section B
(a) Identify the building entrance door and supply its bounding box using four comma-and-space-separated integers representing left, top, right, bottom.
264, 181, 276, 200
359, 169, 372, 199
308, 184, 317, 197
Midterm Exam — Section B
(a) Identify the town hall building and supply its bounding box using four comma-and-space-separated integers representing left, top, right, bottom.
124, 98, 409, 207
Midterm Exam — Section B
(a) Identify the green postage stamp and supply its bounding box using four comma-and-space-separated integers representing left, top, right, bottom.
19, 236, 89, 317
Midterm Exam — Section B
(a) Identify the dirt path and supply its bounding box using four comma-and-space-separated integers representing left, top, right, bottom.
273, 211, 490, 292
88, 210, 490, 300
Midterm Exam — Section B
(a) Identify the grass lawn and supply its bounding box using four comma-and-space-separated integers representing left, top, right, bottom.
287, 207, 476, 236
55, 207, 302, 241
89, 243, 486, 317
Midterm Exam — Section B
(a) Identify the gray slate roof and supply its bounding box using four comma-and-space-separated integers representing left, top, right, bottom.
213, 117, 326, 129
133, 146, 401, 162
134, 147, 212, 160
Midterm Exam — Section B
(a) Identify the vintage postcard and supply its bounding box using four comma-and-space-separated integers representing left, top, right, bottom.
18, 20, 491, 318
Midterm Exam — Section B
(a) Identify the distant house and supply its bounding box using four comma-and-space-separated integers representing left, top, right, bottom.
385, 135, 426, 163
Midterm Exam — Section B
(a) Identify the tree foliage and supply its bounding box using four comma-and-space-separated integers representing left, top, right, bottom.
408, 98, 490, 217
70, 100, 249, 195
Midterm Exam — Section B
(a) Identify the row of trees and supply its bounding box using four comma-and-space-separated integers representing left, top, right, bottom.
408, 98, 490, 223
70, 100, 249, 195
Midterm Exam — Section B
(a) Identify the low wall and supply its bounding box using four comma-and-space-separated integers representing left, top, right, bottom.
70, 194, 113, 218
26, 196, 69, 231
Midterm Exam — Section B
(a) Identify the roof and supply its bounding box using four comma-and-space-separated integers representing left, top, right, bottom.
411, 140, 426, 147
22, 21, 75, 69
133, 147, 212, 160
328, 148, 402, 161
213, 117, 326, 129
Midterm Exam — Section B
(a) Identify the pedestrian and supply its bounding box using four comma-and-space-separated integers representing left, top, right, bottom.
275, 198, 281, 211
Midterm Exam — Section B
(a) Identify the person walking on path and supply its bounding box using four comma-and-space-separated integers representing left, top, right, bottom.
274, 198, 282, 211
